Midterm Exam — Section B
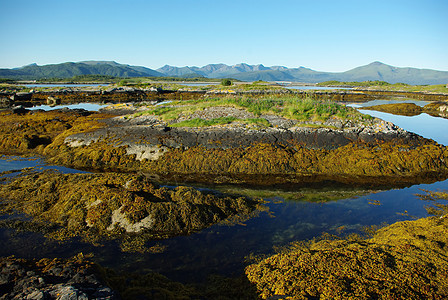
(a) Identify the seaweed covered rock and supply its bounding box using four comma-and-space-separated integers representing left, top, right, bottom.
245, 215, 448, 299
44, 137, 448, 186
0, 170, 264, 252
362, 102, 424, 116
2, 100, 448, 186
0, 109, 111, 154
0, 254, 118, 299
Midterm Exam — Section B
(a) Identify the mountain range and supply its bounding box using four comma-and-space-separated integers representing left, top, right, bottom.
1, 61, 448, 85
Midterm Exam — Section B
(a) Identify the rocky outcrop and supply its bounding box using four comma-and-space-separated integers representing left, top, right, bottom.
1, 104, 448, 186
46, 108, 448, 186
65, 115, 422, 152
0, 170, 264, 252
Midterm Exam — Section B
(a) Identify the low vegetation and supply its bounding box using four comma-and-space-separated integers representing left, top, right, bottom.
134, 94, 361, 126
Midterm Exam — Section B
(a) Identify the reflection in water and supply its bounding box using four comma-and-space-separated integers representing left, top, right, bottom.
1, 154, 447, 282
29, 103, 106, 111
359, 110, 448, 146
350, 99, 429, 107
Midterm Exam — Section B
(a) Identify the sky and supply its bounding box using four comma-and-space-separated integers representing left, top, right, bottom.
0, 0, 447, 72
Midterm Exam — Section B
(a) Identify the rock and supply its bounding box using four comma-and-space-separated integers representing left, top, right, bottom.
12, 105, 28, 114
10, 92, 32, 101
26, 290, 46, 299
47, 96, 61, 106
148, 86, 163, 92
0, 256, 119, 299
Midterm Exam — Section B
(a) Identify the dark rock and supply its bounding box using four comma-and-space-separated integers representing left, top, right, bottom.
10, 92, 32, 101
0, 256, 119, 300
12, 105, 28, 114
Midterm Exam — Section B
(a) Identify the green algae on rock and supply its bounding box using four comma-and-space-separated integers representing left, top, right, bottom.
245, 193, 448, 299
0, 170, 265, 252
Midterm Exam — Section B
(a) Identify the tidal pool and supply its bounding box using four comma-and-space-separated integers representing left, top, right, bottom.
1, 102, 448, 284
29, 103, 106, 111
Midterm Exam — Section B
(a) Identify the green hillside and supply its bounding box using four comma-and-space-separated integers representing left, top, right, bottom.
0, 61, 163, 80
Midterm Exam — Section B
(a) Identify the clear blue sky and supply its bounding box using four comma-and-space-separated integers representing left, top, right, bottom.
0, 0, 447, 71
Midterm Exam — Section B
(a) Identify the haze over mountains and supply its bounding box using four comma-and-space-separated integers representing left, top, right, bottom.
1, 61, 448, 85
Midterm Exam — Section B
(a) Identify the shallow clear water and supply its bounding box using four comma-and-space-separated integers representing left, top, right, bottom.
29, 103, 106, 111
1, 101, 448, 283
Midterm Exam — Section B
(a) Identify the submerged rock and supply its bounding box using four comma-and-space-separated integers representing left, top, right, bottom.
245, 200, 448, 299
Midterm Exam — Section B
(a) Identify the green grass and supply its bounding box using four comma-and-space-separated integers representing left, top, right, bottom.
170, 117, 237, 127
131, 94, 362, 127
170, 117, 272, 128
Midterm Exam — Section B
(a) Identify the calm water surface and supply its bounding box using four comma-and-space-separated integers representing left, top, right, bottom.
1, 101, 448, 283
359, 110, 448, 145
29, 103, 106, 111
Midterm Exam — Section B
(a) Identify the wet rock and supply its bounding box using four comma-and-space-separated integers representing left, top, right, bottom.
12, 105, 28, 114
0, 171, 264, 252
10, 92, 32, 101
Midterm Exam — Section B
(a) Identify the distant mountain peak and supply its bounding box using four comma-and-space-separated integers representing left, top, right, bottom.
17, 63, 38, 69
2, 61, 447, 85
370, 61, 386, 65
79, 60, 121, 66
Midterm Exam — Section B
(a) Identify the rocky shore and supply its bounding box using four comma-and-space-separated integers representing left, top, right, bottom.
2, 85, 448, 111
43, 104, 448, 186
1, 88, 448, 299
1, 95, 448, 186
